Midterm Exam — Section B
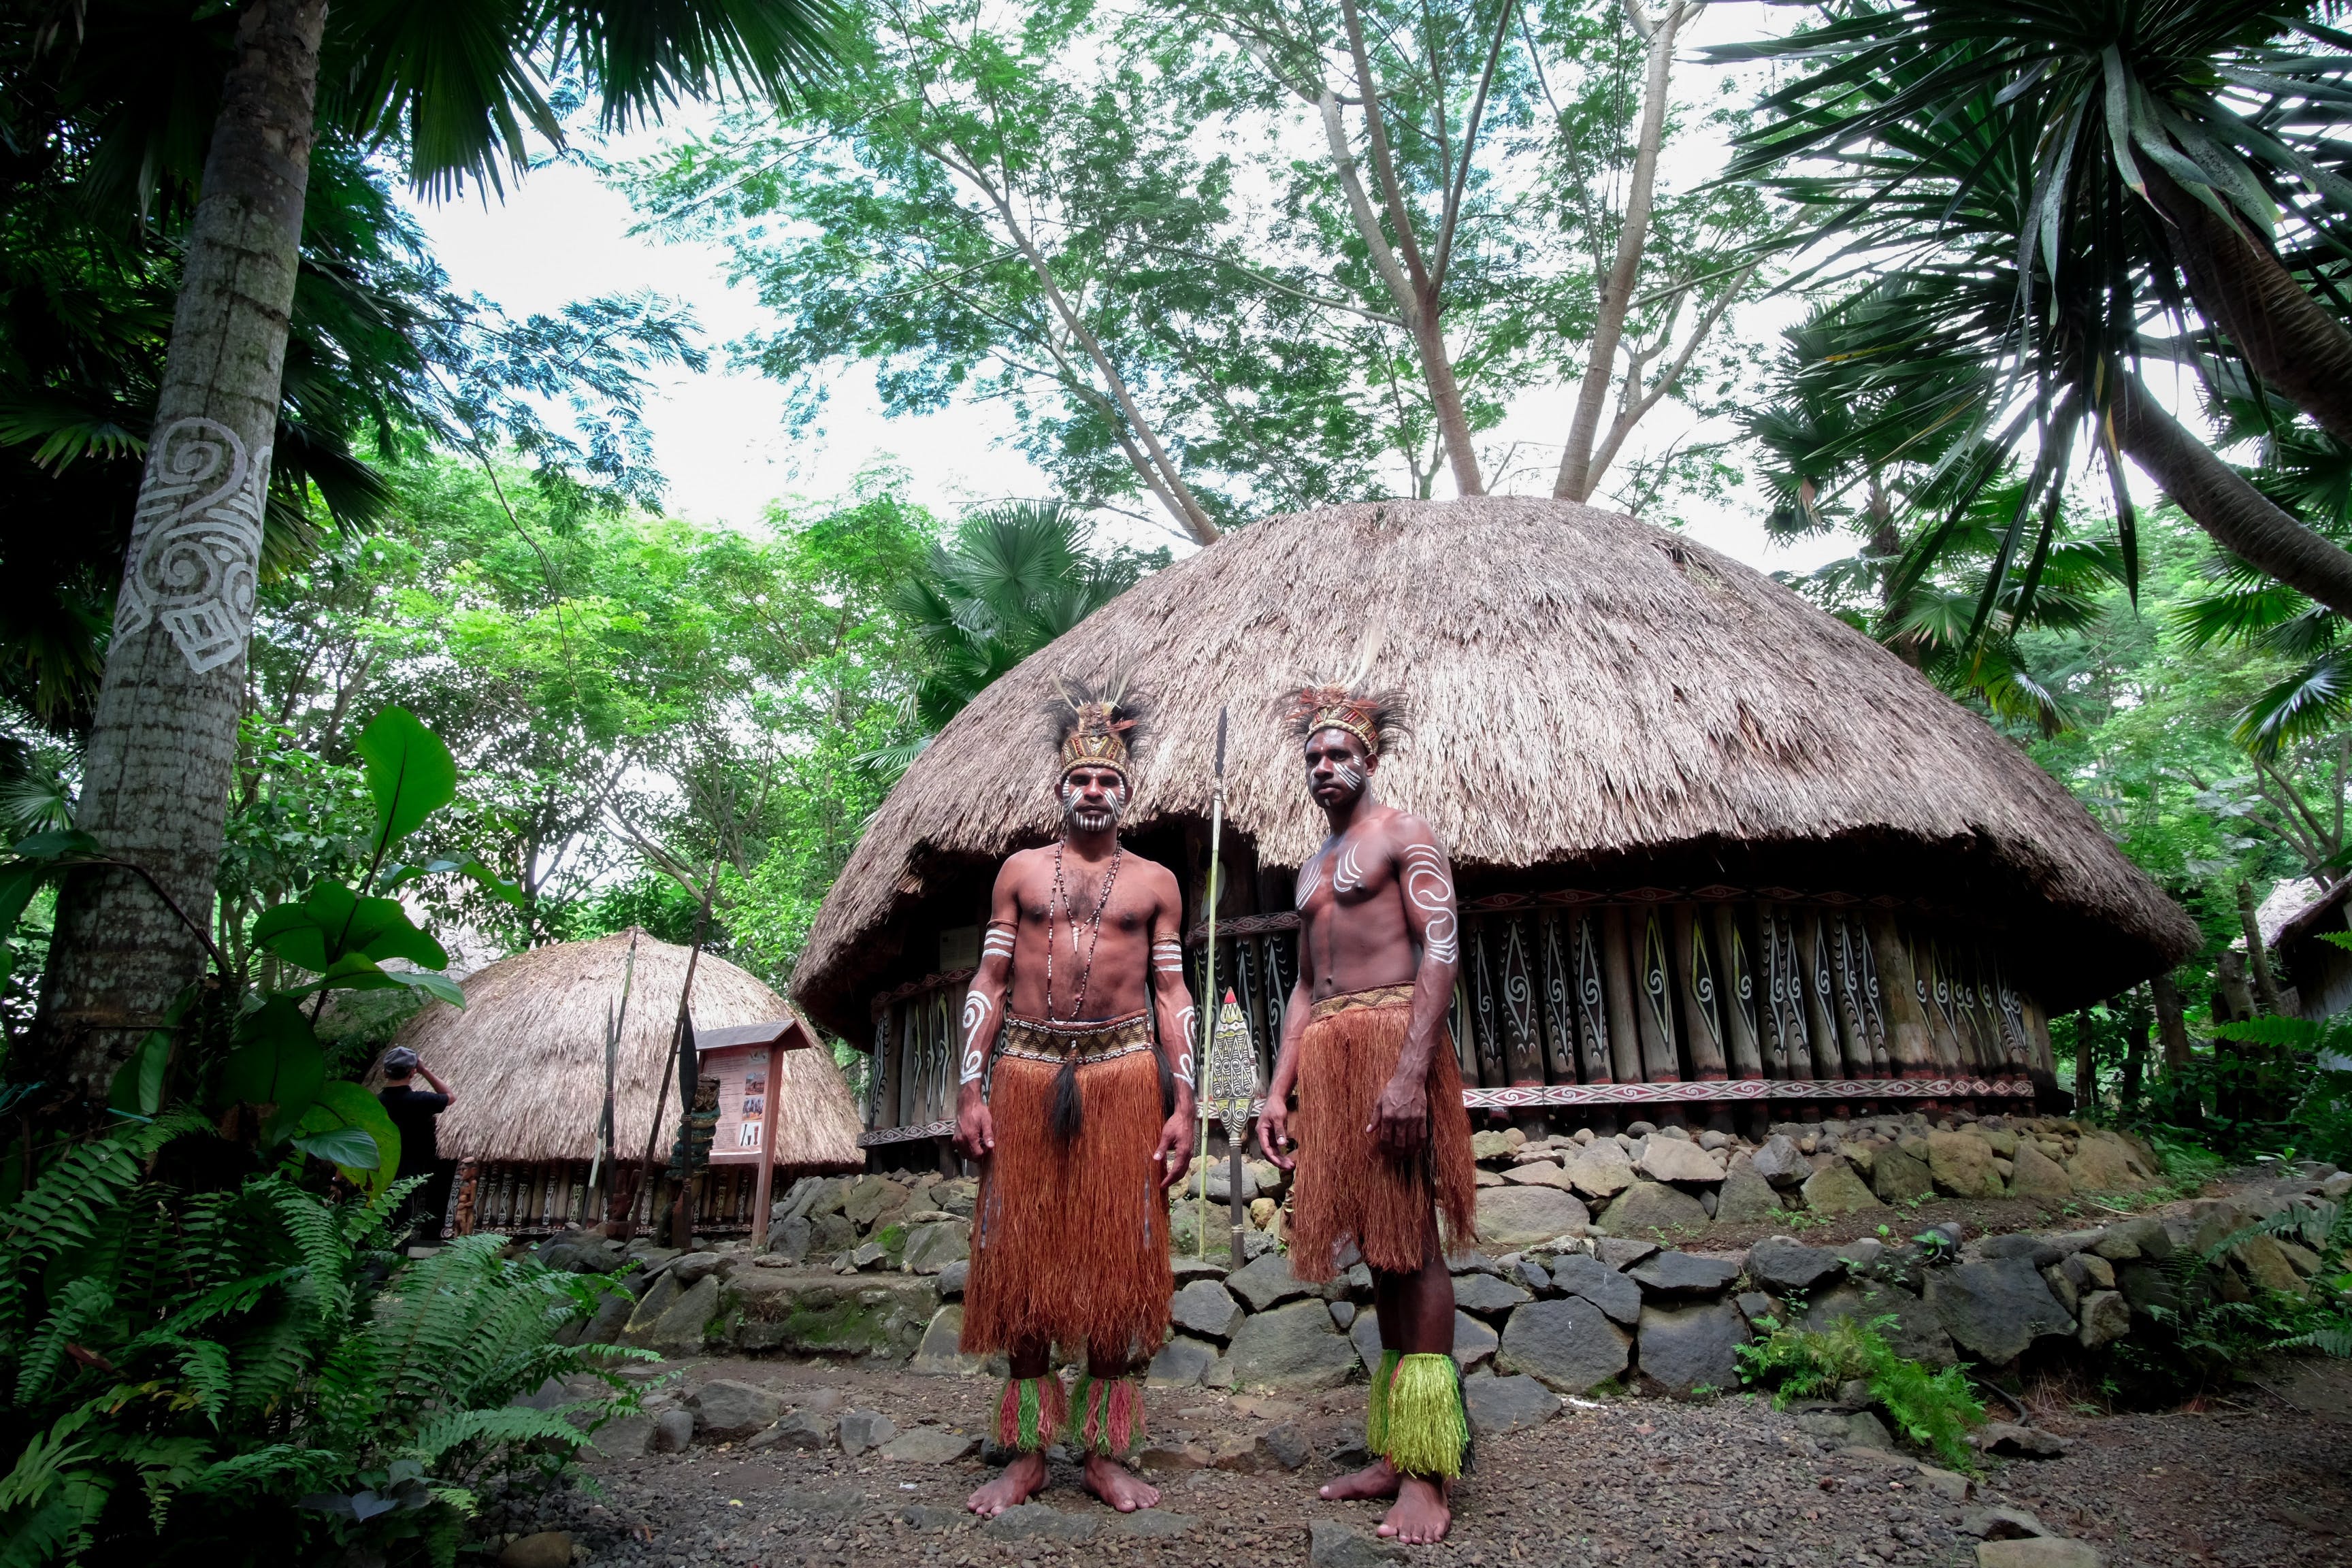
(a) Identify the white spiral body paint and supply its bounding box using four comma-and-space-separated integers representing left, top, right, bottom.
1152, 936, 1195, 1087
959, 986, 997, 1083
1171, 1004, 1197, 1088
1333, 837, 1368, 894
1401, 843, 1458, 964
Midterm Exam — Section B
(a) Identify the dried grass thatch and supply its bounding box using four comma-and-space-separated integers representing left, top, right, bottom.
397, 930, 863, 1170
794, 497, 2196, 1034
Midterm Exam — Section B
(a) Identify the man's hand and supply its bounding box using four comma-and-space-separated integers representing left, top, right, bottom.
953, 1083, 995, 1163
1154, 1099, 1195, 1193
1365, 1066, 1430, 1159
1256, 1097, 1296, 1171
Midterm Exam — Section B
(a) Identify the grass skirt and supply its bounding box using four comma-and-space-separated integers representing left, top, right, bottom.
961, 1034, 1173, 1360
1288, 987, 1477, 1279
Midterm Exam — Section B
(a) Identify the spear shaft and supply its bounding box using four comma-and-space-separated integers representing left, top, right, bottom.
1195, 708, 1227, 1257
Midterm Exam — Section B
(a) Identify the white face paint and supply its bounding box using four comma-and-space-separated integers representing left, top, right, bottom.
1060, 774, 1128, 834
1330, 760, 1364, 794
1401, 843, 1458, 964
116, 417, 270, 673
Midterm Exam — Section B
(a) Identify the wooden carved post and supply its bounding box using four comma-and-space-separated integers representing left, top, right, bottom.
2151, 971, 2193, 1075
1499, 917, 1546, 1137
751, 1038, 784, 1250
1759, 905, 1803, 1081
1537, 915, 1579, 1085
1865, 914, 1936, 1079
1712, 905, 1764, 1081
1601, 906, 1644, 1087
1570, 912, 1612, 1085
1797, 912, 1840, 1119
453, 1158, 480, 1237
1672, 905, 1729, 1082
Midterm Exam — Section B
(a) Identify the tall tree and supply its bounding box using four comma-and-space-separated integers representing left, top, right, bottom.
1711, 1, 2352, 620
28, 0, 843, 1101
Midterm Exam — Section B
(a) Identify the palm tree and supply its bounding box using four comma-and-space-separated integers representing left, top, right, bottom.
1710, 2, 2352, 619
866, 501, 1164, 779
27, 0, 841, 1102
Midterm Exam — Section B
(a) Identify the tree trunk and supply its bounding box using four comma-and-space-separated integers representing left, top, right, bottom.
30, 0, 327, 1100
2120, 986, 2150, 1106
2144, 159, 2352, 450
2236, 879, 2283, 1013
2150, 969, 2192, 1073
1554, 0, 1684, 502
2112, 372, 2352, 620
2072, 1009, 2095, 1110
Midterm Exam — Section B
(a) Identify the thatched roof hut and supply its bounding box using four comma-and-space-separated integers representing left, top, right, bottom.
399, 929, 863, 1172
801, 497, 2195, 1148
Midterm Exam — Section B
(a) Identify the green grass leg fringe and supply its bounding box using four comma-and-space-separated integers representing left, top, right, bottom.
994, 1373, 1067, 1452
1072, 1371, 1148, 1457
1382, 1352, 1467, 1480
1365, 1348, 1401, 1452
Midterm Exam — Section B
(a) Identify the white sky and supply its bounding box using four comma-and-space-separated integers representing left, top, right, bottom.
403, 3, 2178, 576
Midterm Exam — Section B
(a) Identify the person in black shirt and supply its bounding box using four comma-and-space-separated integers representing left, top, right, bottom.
377, 1046, 457, 1243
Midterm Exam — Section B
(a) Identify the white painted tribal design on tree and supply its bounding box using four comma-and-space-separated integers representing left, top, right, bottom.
1401, 843, 1458, 964
116, 417, 271, 674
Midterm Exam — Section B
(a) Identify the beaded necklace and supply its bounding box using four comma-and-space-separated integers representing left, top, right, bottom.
1047, 841, 1124, 1022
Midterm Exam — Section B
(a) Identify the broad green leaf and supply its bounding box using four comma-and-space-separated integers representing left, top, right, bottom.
7, 829, 99, 861
355, 706, 457, 855
223, 998, 328, 1138
0, 862, 43, 936
2212, 1015, 2323, 1047
107, 1030, 170, 1117
380, 853, 527, 909
252, 882, 448, 972
291, 1126, 380, 1169
295, 1081, 402, 1194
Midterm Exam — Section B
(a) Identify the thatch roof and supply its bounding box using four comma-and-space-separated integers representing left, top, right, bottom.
396, 930, 864, 1169
794, 497, 2196, 1035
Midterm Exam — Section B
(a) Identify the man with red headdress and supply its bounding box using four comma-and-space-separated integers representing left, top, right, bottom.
1258, 678, 1477, 1544
953, 678, 1197, 1518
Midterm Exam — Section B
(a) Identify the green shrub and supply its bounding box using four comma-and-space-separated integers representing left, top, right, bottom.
2111, 1199, 2352, 1396
1736, 1313, 1987, 1469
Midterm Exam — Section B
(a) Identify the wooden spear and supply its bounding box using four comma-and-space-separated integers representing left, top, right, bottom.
1194, 707, 1227, 1257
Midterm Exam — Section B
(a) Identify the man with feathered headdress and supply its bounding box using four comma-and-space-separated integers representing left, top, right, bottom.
952, 674, 1196, 1519
1258, 673, 1477, 1544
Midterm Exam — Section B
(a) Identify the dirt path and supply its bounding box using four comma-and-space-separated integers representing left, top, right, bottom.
483, 1354, 2350, 1567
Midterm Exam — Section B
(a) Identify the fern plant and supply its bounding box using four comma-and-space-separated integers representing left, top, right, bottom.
1737, 1313, 1987, 1469
0, 1119, 645, 1567
2112, 1198, 2352, 1396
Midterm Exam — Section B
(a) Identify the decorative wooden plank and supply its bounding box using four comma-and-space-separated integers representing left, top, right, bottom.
1639, 911, 1680, 1080
1539, 913, 1578, 1082
1469, 921, 1506, 1087
1852, 917, 1891, 1074
1501, 916, 1544, 1085
858, 1118, 959, 1147
1573, 912, 1612, 1083
1462, 1077, 2032, 1108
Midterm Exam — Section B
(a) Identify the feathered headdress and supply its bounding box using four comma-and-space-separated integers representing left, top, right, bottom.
1281, 634, 1409, 757
1044, 670, 1149, 783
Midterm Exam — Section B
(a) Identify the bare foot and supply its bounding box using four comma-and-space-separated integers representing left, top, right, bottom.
1318, 1456, 1400, 1502
1375, 1475, 1451, 1544
1082, 1454, 1159, 1512
967, 1450, 1048, 1518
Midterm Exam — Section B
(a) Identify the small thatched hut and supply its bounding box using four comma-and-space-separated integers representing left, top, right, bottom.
797, 497, 2198, 1156
397, 930, 863, 1236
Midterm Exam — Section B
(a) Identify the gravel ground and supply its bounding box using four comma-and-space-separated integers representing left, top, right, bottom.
479, 1352, 2352, 1568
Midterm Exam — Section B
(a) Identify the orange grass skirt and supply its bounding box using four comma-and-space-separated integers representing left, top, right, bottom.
960, 1022, 1173, 1361
1288, 987, 1478, 1280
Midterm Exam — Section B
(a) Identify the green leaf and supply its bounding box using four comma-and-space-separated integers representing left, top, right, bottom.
0, 862, 43, 936
252, 881, 449, 972
292, 1126, 381, 1169
380, 853, 527, 909
7, 829, 99, 861
223, 998, 328, 1138
106, 1030, 170, 1117
2212, 1015, 2324, 1047
355, 706, 457, 857
293, 1081, 402, 1194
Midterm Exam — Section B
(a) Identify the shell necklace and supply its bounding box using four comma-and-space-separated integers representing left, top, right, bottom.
1047, 842, 1124, 1022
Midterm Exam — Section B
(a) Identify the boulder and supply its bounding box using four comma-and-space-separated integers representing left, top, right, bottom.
1464, 1374, 1561, 1437
1872, 1143, 1933, 1205
909, 1305, 987, 1376
1309, 1520, 1408, 1567
1547, 1254, 1643, 1326
1746, 1237, 1844, 1296
1451, 1272, 1533, 1318
1226, 1299, 1360, 1389
1451, 1309, 1499, 1370
2064, 1134, 2151, 1193
1349, 1309, 1386, 1375
688, 1379, 783, 1441
838, 1409, 898, 1456
1330, 1301, 1356, 1330
936, 1258, 969, 1299
1636, 1300, 1752, 1396
1227, 1252, 1321, 1312
2076, 1290, 2131, 1349
1801, 1163, 1884, 1218
1476, 1184, 1593, 1249
649, 1407, 695, 1453
721, 1273, 939, 1360
2091, 1215, 2172, 1262
2114, 1260, 2179, 1318
1928, 1131, 2002, 1198
1594, 1237, 1659, 1271
2234, 1233, 2307, 1296
623, 1273, 721, 1356
1497, 1297, 1631, 1393
1471, 1130, 1519, 1160
1805, 1281, 1955, 1367
1750, 1134, 1812, 1189
499, 1533, 574, 1568
588, 1414, 653, 1458
1147, 1335, 1220, 1388
1975, 1541, 2104, 1568
899, 1222, 968, 1275
1501, 1160, 1577, 1190
1629, 1250, 1742, 1297
1170, 1279, 1246, 1341
1926, 1259, 2076, 1364
2008, 1143, 2074, 1202
670, 1251, 731, 1285
839, 1174, 909, 1228
1637, 1137, 1725, 1186
1598, 1179, 1710, 1236
574, 1290, 635, 1348
1712, 1156, 1784, 1224
1565, 1139, 1637, 1199
881, 1426, 979, 1463
538, 1235, 621, 1274
767, 1411, 838, 1450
